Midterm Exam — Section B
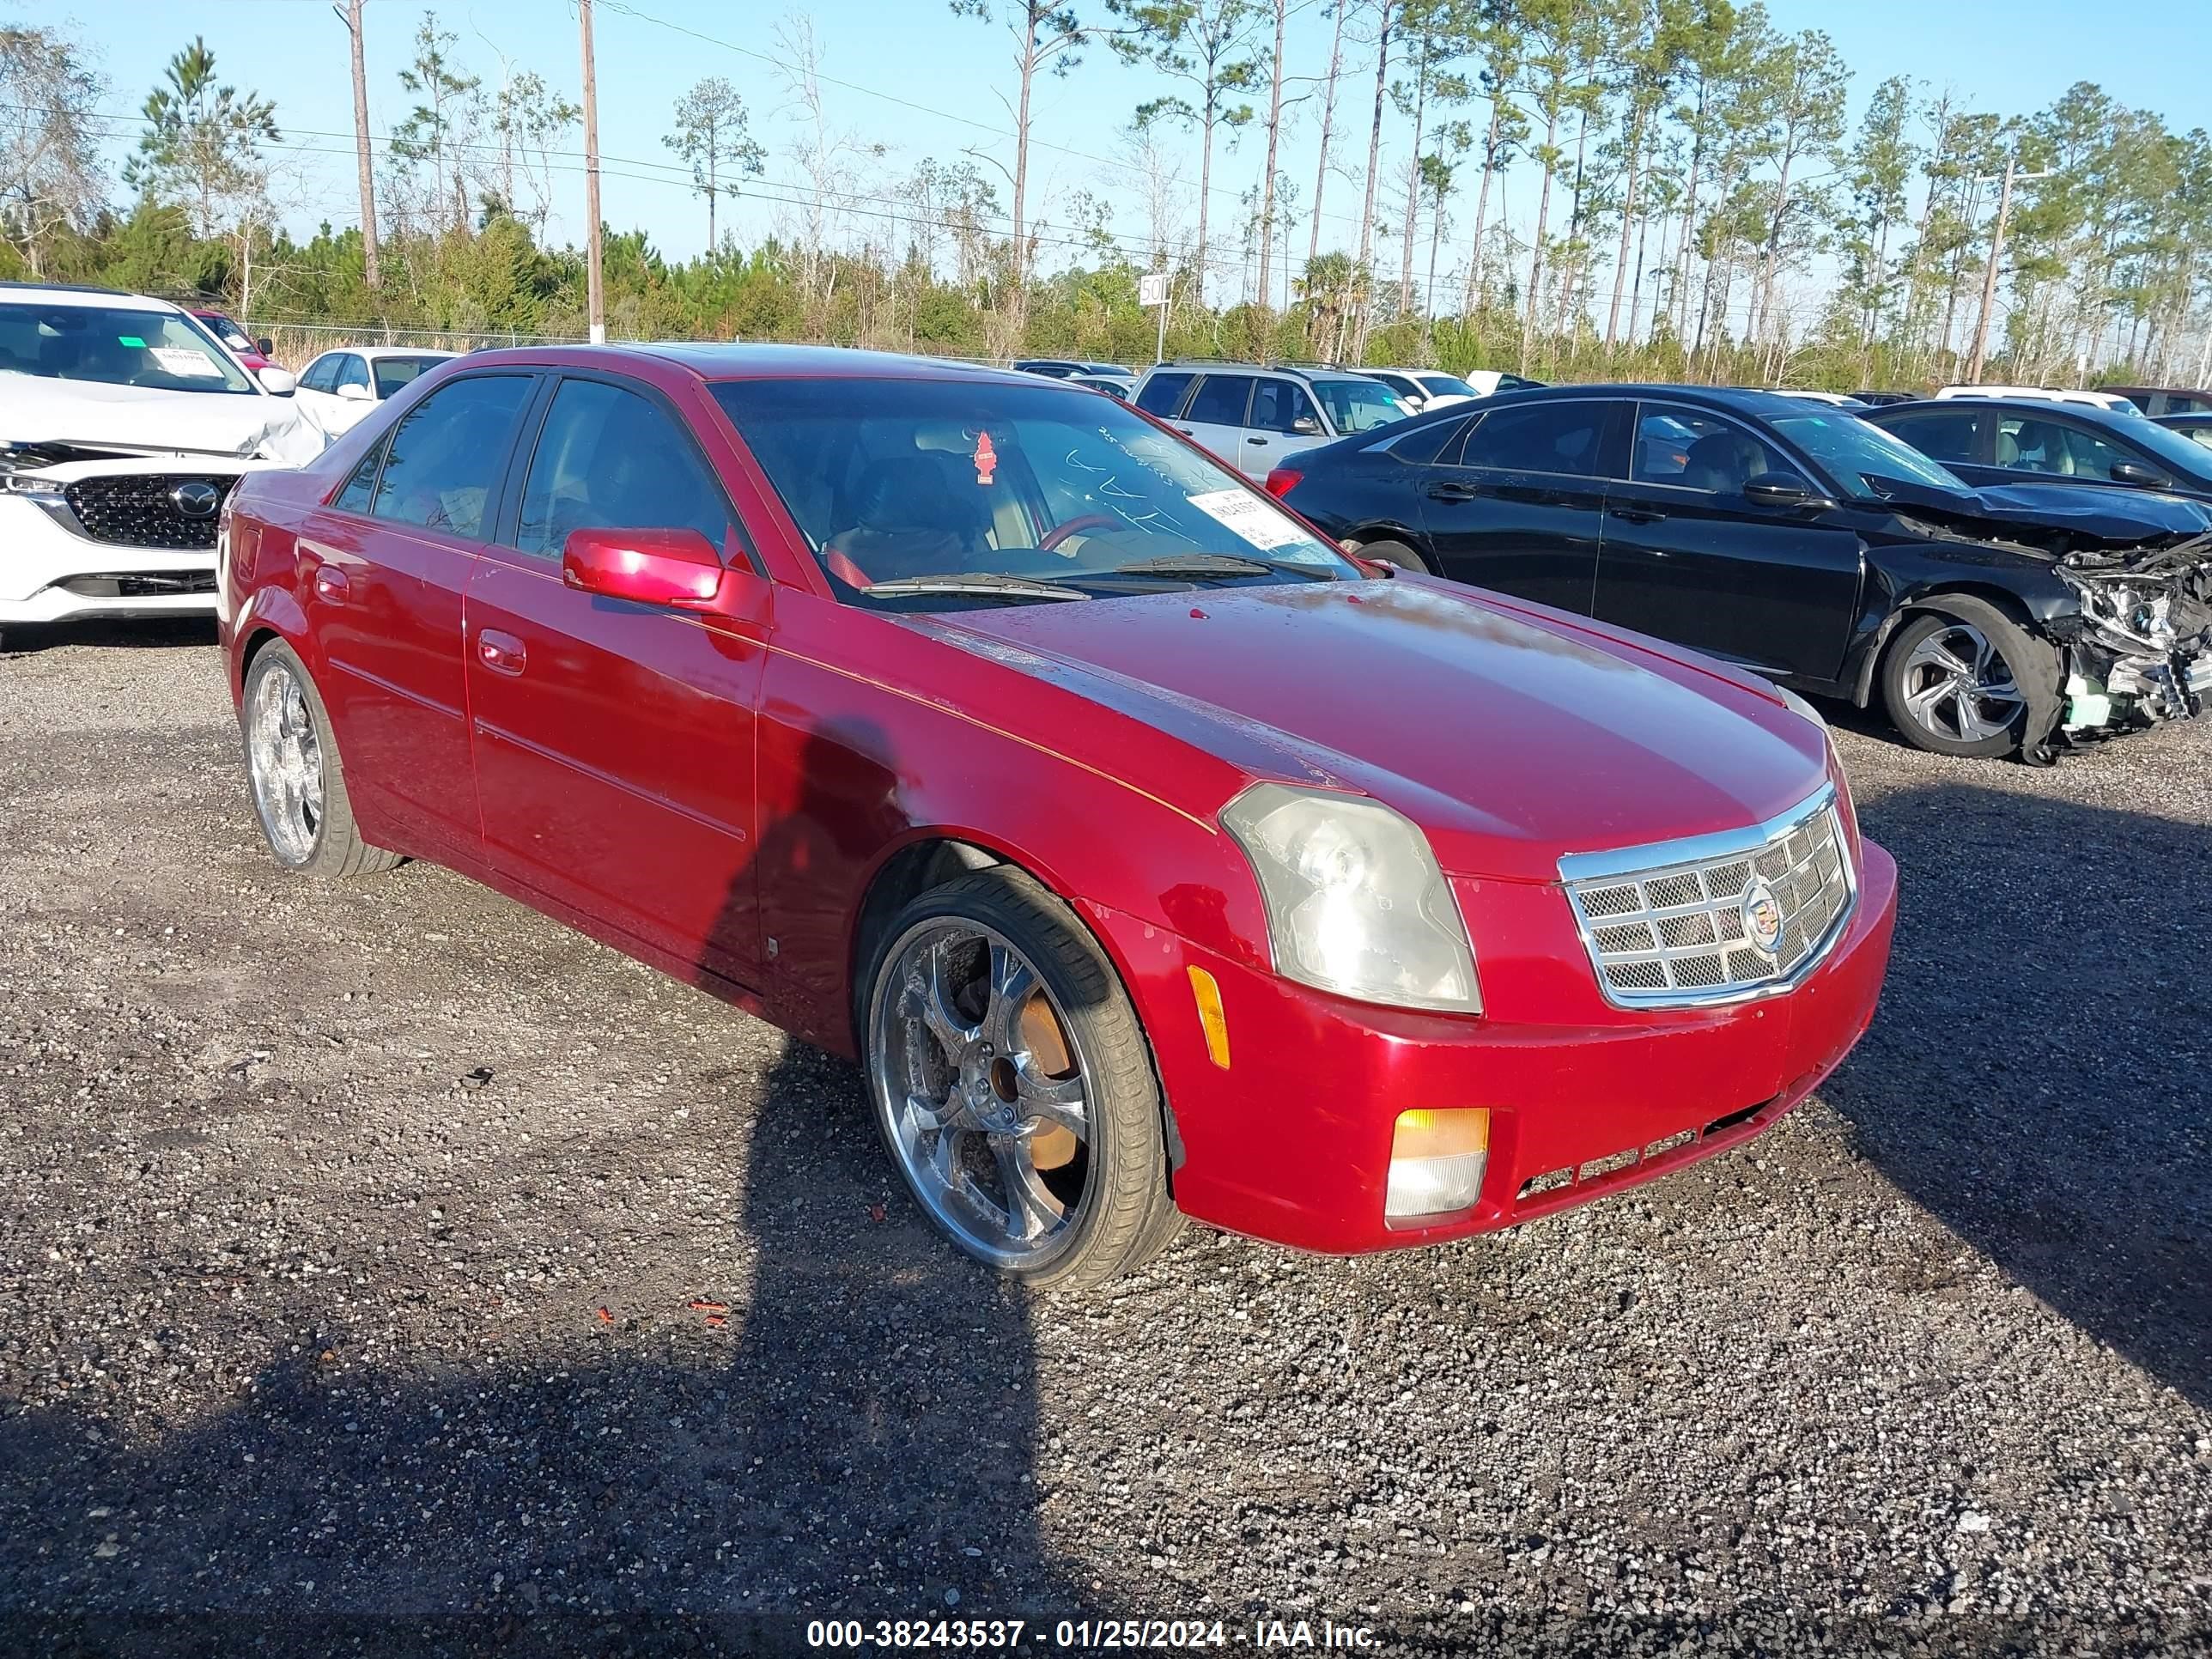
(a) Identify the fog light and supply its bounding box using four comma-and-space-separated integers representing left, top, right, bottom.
1384, 1108, 1489, 1224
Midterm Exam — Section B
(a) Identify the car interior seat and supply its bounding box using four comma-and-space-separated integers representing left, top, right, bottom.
823, 456, 982, 583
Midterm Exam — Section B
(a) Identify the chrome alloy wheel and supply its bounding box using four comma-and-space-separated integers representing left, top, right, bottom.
246, 657, 326, 865
1898, 621, 2024, 745
869, 920, 1092, 1267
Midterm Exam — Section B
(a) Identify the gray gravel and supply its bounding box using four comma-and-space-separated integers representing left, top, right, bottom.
1, 621, 2207, 1656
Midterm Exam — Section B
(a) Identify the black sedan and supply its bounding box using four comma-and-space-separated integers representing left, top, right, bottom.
1266, 384, 2212, 761
1869, 396, 2212, 505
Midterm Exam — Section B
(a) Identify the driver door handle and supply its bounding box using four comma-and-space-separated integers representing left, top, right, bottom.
477, 629, 526, 676
1424, 481, 1482, 502
1609, 506, 1666, 524
1245, 435, 1268, 446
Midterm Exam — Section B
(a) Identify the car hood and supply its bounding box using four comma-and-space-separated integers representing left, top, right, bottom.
1969, 481, 2212, 538
921, 578, 1832, 883
0, 374, 327, 465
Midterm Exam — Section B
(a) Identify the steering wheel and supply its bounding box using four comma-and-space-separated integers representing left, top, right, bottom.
1038, 513, 1122, 551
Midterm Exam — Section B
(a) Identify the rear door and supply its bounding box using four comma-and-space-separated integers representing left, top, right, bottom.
1241, 379, 1327, 477
302, 371, 539, 863
1414, 396, 1622, 612
465, 371, 770, 991
1176, 373, 1257, 469
1592, 401, 1863, 684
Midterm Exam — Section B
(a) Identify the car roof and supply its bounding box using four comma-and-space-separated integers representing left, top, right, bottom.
1486, 382, 1831, 418
1874, 396, 2148, 429
614, 342, 1044, 386
0, 282, 184, 312
313, 344, 459, 361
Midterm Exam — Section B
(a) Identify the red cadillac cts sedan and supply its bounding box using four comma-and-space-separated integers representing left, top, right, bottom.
218, 345, 1898, 1287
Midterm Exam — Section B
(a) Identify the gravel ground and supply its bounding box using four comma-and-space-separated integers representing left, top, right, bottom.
1, 622, 2207, 1656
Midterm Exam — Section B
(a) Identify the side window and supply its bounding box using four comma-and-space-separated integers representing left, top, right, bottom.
1184, 374, 1254, 427
1134, 372, 1194, 416
331, 436, 386, 514
368, 374, 533, 539
1389, 415, 1473, 465
1881, 409, 1982, 465
515, 378, 740, 562
1460, 401, 1609, 477
1632, 404, 1805, 492
301, 354, 338, 393
334, 354, 370, 392
1250, 380, 1317, 434
1998, 416, 2128, 480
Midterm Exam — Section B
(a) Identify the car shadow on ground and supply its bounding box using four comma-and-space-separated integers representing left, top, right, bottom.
1825, 777, 2210, 1413
0, 1035, 1085, 1650
0, 618, 219, 656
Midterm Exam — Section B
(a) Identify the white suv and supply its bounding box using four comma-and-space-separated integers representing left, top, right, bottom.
0, 283, 325, 644
1131, 362, 1412, 478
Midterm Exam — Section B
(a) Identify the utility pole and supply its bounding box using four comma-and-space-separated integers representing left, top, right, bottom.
1966, 150, 2051, 384
580, 0, 605, 344
335, 0, 380, 290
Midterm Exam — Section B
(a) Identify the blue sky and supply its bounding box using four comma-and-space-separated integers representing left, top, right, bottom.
36, 0, 2211, 314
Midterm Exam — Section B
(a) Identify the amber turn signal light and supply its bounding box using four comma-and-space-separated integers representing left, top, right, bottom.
1188, 965, 1231, 1069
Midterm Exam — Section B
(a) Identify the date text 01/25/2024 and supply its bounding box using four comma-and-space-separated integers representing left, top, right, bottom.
804, 1618, 1381, 1650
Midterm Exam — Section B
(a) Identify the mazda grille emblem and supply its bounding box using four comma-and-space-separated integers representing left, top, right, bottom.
170, 480, 221, 520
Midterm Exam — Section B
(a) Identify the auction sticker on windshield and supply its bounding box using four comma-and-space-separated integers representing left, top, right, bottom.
150, 347, 224, 378
1186, 488, 1304, 550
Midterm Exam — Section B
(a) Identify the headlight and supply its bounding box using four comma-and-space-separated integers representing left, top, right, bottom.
1220, 783, 1480, 1012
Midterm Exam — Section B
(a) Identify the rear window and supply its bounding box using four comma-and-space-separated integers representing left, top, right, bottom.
1310, 378, 1407, 434
1134, 371, 1194, 415
371, 355, 447, 399
1185, 374, 1254, 425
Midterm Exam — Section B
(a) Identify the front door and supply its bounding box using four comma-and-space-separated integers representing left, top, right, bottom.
465, 373, 770, 991
1414, 397, 1622, 612
303, 371, 538, 864
1592, 401, 1863, 684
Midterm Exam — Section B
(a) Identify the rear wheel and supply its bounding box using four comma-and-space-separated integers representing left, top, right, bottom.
863, 866, 1176, 1289
1353, 538, 1431, 574
1879, 602, 2055, 759
241, 641, 400, 876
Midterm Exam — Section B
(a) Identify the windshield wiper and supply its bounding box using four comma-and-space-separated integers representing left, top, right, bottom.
1099, 553, 1335, 582
860, 571, 1092, 601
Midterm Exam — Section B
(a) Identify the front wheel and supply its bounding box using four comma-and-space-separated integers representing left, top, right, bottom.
1879, 603, 2056, 759
241, 641, 401, 876
863, 867, 1179, 1289
1352, 538, 1431, 574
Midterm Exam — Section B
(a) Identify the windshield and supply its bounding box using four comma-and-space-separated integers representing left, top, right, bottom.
1768, 409, 1969, 496
199, 313, 252, 349
2109, 415, 2212, 480
1310, 378, 1409, 433
711, 376, 1356, 605
371, 355, 448, 400
0, 303, 255, 395
1417, 374, 1477, 399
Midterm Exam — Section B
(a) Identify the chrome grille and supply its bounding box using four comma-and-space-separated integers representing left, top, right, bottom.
1559, 788, 1856, 1008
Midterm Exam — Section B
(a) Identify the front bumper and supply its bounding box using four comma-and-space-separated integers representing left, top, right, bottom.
0, 495, 219, 627
1081, 838, 1899, 1255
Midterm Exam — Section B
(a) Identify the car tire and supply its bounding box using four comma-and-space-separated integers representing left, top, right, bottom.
1879, 599, 2058, 760
862, 865, 1176, 1290
240, 640, 402, 877
1354, 538, 1432, 574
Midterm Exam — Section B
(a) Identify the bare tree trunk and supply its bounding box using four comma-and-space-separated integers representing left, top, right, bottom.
1195, 106, 1216, 307
1605, 112, 1644, 351
1462, 104, 1502, 319
343, 0, 380, 291
1257, 0, 1287, 312
1519, 101, 1560, 374
1351, 0, 1391, 362
1671, 79, 1707, 341
1012, 20, 1036, 332
1306, 0, 1346, 274
1397, 33, 1427, 319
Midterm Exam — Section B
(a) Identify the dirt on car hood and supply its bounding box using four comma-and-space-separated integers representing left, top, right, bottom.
922, 576, 1833, 882
0, 374, 327, 466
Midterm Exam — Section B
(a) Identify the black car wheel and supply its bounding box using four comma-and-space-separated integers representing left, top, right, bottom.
1879, 600, 2057, 760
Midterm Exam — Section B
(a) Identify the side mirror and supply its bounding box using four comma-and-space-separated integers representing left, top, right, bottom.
2109, 460, 2169, 487
255, 366, 297, 395
1291, 414, 1322, 436
256, 337, 275, 356
335, 381, 374, 402
1743, 472, 1834, 511
563, 526, 724, 609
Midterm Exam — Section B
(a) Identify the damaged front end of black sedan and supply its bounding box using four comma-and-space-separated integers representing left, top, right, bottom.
2049, 535, 2212, 742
